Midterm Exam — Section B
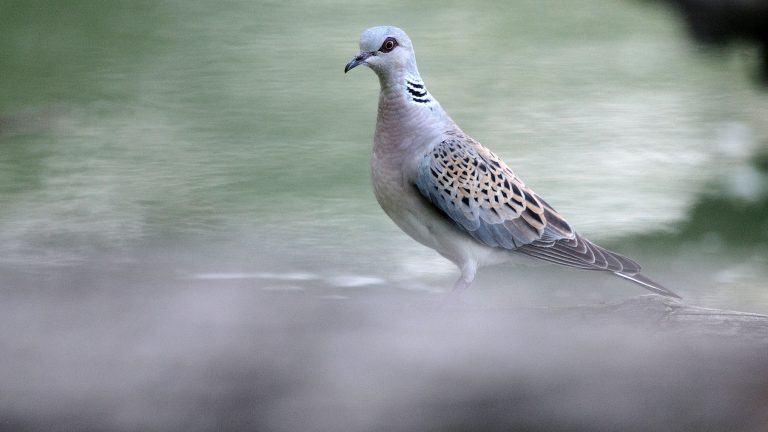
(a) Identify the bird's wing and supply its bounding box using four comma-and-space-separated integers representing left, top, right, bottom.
414, 131, 640, 273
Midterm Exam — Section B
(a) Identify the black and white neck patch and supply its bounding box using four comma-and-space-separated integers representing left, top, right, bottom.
405, 78, 432, 104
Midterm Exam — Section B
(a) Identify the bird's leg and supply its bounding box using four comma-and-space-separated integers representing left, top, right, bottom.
450, 276, 473, 297
444, 264, 476, 305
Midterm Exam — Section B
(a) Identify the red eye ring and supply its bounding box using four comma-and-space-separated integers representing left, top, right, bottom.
379, 37, 398, 53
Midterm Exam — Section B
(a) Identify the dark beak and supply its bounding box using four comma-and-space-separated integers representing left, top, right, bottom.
344, 51, 372, 73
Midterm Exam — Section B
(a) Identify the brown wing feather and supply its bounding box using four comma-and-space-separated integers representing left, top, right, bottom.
415, 132, 680, 297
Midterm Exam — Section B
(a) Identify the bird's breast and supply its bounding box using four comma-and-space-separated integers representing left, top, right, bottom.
370, 144, 480, 264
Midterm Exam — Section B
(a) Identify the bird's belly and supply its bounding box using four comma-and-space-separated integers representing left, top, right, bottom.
372, 173, 509, 268
372, 176, 437, 246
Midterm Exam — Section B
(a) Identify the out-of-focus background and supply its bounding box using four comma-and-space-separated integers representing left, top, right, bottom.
1, 1, 767, 431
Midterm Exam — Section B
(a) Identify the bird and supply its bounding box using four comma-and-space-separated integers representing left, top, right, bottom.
344, 26, 680, 299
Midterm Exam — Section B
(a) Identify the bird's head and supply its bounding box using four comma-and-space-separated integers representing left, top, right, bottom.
344, 26, 417, 78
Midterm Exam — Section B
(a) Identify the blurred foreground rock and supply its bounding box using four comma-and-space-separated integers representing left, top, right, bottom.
1, 268, 767, 432
551, 294, 768, 342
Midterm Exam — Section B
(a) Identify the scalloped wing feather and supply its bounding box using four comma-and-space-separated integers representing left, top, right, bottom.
415, 132, 640, 274
414, 133, 680, 298
415, 132, 574, 249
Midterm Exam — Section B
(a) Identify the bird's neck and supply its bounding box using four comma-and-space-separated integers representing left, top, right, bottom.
374, 71, 455, 155
377, 71, 437, 109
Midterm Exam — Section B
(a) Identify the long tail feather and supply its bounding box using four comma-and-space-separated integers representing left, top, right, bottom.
613, 272, 681, 298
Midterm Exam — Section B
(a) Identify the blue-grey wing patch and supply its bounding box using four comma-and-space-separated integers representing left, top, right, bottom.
415, 132, 642, 273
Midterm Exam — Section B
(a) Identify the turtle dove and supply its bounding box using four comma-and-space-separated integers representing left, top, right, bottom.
345, 26, 680, 298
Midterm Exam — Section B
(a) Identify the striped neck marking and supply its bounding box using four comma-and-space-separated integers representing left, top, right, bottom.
406, 78, 431, 104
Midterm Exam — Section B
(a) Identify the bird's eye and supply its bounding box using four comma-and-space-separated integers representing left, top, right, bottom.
379, 37, 398, 53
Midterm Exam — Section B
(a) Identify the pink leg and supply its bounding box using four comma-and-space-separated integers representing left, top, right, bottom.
444, 266, 475, 305
450, 276, 472, 296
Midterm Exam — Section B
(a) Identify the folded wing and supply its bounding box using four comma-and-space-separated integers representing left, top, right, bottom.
415, 131, 645, 275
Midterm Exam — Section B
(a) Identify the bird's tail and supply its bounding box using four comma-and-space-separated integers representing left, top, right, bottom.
613, 272, 681, 299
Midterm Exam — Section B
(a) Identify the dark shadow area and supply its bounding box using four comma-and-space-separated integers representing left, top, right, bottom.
651, 0, 768, 83
634, 150, 768, 249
